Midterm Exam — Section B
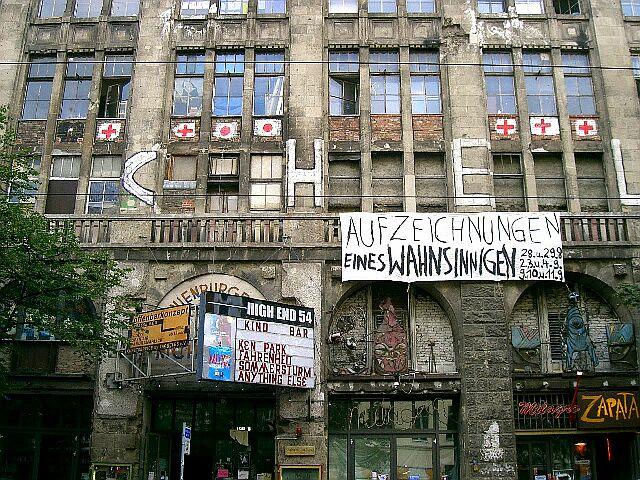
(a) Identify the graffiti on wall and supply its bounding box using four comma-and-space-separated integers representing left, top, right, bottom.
564, 293, 598, 371
122, 150, 157, 206
373, 297, 408, 375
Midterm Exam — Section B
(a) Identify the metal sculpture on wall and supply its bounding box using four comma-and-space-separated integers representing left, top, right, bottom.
511, 326, 541, 372
373, 297, 408, 375
564, 292, 599, 371
607, 323, 637, 369
328, 289, 369, 375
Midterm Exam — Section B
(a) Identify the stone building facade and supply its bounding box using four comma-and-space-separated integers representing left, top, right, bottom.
0, 0, 640, 479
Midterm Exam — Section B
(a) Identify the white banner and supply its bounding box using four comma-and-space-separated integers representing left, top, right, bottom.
340, 212, 564, 282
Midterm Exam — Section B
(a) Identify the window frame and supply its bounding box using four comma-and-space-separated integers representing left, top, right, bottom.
492, 153, 526, 211
86, 156, 122, 214
328, 154, 361, 212
406, 0, 436, 13
110, 0, 140, 16
73, 0, 104, 18
328, 0, 358, 13
257, 0, 286, 14
38, 0, 67, 18
622, 0, 640, 16
172, 52, 205, 117
99, 54, 133, 119
59, 56, 94, 120
562, 52, 596, 116
514, 0, 545, 14
477, 0, 506, 14
253, 52, 285, 116
368, 0, 397, 13
370, 51, 401, 115
218, 0, 249, 14
553, 0, 580, 14
180, 0, 211, 17
329, 51, 360, 116
410, 50, 442, 114
213, 51, 245, 117
249, 154, 283, 211
523, 51, 557, 116
483, 51, 517, 115
21, 57, 56, 120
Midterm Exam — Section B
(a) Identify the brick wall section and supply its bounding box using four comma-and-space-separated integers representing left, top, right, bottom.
162, 188, 196, 213
570, 116, 602, 141
16, 120, 47, 149
371, 114, 402, 142
56, 345, 94, 374
55, 119, 85, 144
413, 291, 456, 373
169, 117, 201, 142
412, 115, 444, 141
329, 116, 360, 141
489, 114, 520, 142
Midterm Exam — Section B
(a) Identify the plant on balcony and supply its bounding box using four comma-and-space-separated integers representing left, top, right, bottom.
0, 106, 137, 386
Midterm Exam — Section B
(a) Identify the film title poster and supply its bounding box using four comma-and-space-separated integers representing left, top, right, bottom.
340, 212, 564, 282
198, 292, 315, 389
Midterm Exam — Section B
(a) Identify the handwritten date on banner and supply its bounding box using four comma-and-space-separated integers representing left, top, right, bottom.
340, 212, 564, 282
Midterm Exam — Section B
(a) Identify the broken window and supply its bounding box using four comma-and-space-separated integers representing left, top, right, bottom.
533, 154, 567, 211
73, 0, 103, 17
329, 51, 359, 115
60, 56, 94, 119
493, 153, 525, 211
483, 51, 517, 114
45, 156, 81, 214
407, 0, 435, 12
415, 153, 447, 212
515, 0, 544, 14
218, 0, 248, 14
410, 50, 441, 114
208, 155, 239, 213
554, 0, 580, 14
173, 52, 205, 117
370, 51, 400, 114
523, 51, 557, 115
328, 154, 361, 212
250, 154, 282, 211
111, 0, 139, 16
372, 153, 403, 211
99, 54, 132, 118
22, 57, 56, 120
369, 0, 396, 13
477, 0, 506, 13
254, 52, 285, 116
39, 0, 67, 17
622, 0, 640, 15
87, 156, 121, 214
181, 0, 210, 16
258, 0, 285, 13
213, 51, 244, 116
166, 156, 197, 181
575, 154, 609, 212
329, 0, 357, 13
562, 52, 596, 115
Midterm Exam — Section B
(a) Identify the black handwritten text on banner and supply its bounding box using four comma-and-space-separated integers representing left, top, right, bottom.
340, 212, 564, 282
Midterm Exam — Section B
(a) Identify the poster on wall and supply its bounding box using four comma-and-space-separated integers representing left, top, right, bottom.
127, 305, 190, 353
197, 292, 315, 389
340, 212, 564, 282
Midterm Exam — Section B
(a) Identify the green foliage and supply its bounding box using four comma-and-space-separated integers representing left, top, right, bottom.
0, 106, 137, 366
617, 283, 640, 309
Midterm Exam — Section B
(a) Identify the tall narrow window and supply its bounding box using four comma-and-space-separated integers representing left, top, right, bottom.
553, 0, 580, 14
328, 154, 361, 211
74, 0, 104, 17
181, 0, 210, 16
410, 51, 441, 114
632, 55, 640, 98
493, 153, 525, 211
329, 51, 359, 115
523, 51, 557, 115
562, 52, 596, 115
258, 0, 285, 13
60, 56, 94, 119
622, 0, 640, 15
369, 0, 397, 13
87, 156, 121, 214
45, 156, 81, 214
372, 153, 403, 211
39, 0, 67, 17
213, 51, 244, 116
99, 55, 132, 118
254, 52, 285, 116
370, 51, 400, 114
22, 57, 56, 120
111, 0, 139, 16
477, 0, 506, 13
172, 53, 205, 117
575, 154, 608, 212
329, 0, 357, 13
407, 0, 435, 12
533, 154, 567, 211
515, 0, 544, 13
208, 155, 239, 213
483, 51, 517, 114
415, 154, 446, 212
218, 0, 248, 14
250, 154, 282, 210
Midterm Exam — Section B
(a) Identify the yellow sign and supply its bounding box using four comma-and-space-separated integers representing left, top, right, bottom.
128, 305, 190, 352
284, 446, 316, 456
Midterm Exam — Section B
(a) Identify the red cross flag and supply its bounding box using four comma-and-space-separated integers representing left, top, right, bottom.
575, 119, 598, 137
173, 122, 197, 139
254, 119, 282, 137
530, 117, 559, 136
96, 122, 121, 141
495, 118, 517, 136
212, 121, 239, 140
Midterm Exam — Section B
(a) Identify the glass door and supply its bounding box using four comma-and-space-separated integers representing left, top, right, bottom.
354, 437, 391, 480
396, 437, 434, 480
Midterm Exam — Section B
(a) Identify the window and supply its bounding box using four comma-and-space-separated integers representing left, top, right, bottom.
554, 0, 580, 14
370, 51, 400, 114
45, 156, 81, 214
213, 51, 244, 116
515, 0, 544, 13
483, 51, 517, 114
523, 51, 557, 115
369, 0, 396, 13
39, 0, 67, 17
166, 156, 197, 181
633, 55, 640, 97
208, 155, 239, 213
181, 0, 210, 16
218, 0, 248, 14
575, 154, 608, 212
533, 154, 567, 211
493, 153, 525, 211
258, 0, 285, 13
410, 51, 441, 114
329, 0, 357, 12
173, 53, 205, 116
22, 57, 56, 120
407, 0, 435, 12
99, 55, 132, 118
415, 153, 447, 212
562, 52, 596, 115
250, 154, 282, 210
622, 0, 640, 15
329, 51, 359, 115
254, 52, 285, 116
87, 156, 121, 214
74, 0, 103, 17
372, 153, 403, 211
328, 154, 361, 211
111, 0, 139, 16
60, 57, 94, 119
477, 0, 506, 13
8, 155, 40, 204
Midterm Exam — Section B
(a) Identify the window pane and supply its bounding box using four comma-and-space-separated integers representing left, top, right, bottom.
173, 77, 204, 116
407, 0, 435, 12
29, 58, 57, 78
255, 52, 285, 74
253, 77, 284, 115
257, 0, 285, 13
39, 0, 67, 17
60, 80, 92, 118
104, 55, 133, 77
371, 51, 400, 73
74, 0, 104, 17
515, 0, 544, 13
329, 51, 359, 73
354, 437, 391, 480
369, 0, 397, 13
483, 51, 513, 73
176, 54, 205, 75
410, 51, 439, 73
22, 81, 53, 119
215, 52, 245, 74
478, 0, 505, 13
329, 0, 357, 13
111, 0, 139, 15
181, 0, 210, 16
219, 0, 249, 14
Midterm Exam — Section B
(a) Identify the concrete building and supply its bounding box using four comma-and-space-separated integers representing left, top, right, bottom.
0, 0, 640, 479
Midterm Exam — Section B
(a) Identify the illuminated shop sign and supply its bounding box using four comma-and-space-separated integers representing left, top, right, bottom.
197, 292, 315, 389
577, 391, 640, 428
